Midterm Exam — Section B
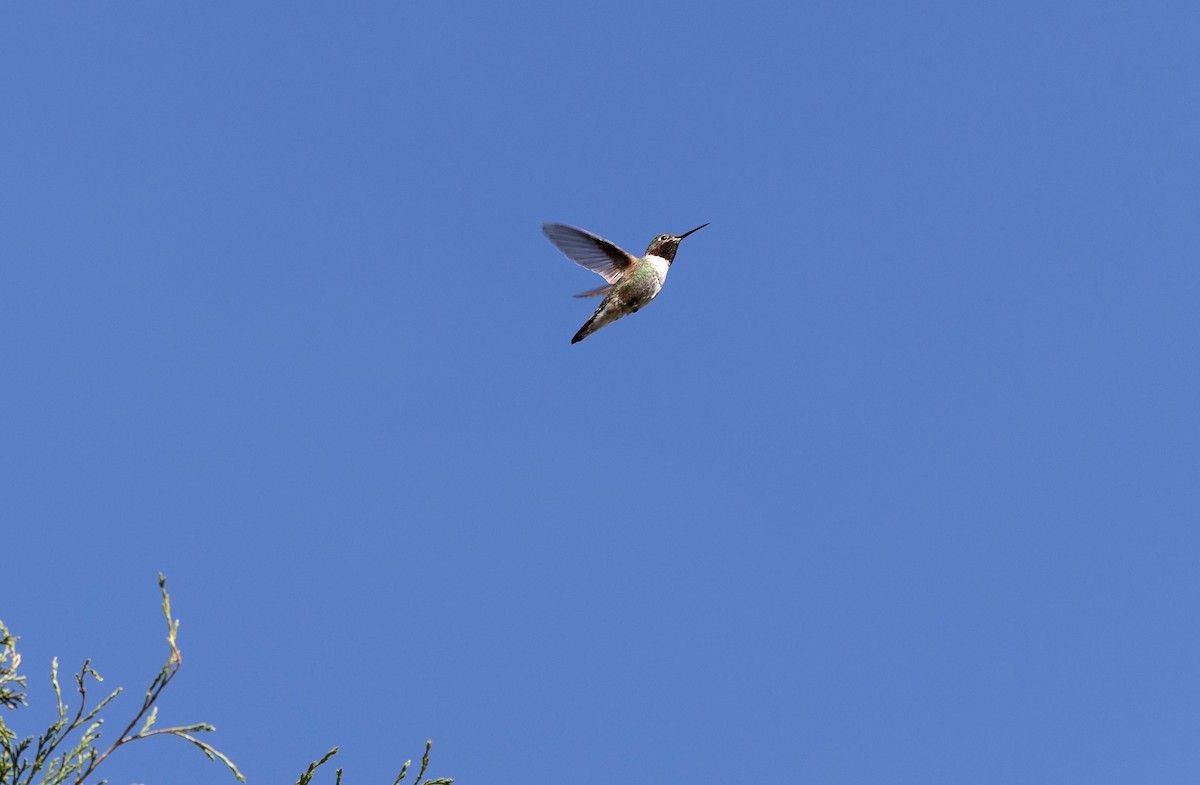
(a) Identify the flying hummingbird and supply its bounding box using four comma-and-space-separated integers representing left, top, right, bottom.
542, 222, 708, 344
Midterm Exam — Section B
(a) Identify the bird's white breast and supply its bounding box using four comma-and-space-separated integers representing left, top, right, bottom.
647, 254, 671, 287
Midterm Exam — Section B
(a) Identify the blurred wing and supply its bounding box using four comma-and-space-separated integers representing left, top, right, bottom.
574, 284, 615, 299
542, 223, 636, 283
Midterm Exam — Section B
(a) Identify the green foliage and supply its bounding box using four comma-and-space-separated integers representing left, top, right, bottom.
292, 740, 453, 785
0, 574, 242, 785
0, 575, 452, 785
0, 623, 26, 712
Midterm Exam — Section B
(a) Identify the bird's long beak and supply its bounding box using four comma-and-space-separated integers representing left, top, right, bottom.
677, 223, 709, 240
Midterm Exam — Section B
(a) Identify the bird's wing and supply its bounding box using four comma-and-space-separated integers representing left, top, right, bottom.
573, 283, 616, 299
542, 223, 636, 283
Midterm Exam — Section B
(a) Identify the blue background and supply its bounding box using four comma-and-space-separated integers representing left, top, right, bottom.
3, 2, 1199, 783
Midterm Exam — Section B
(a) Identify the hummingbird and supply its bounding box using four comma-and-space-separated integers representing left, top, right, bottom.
542, 222, 708, 344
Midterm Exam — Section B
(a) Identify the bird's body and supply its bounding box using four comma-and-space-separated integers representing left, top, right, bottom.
542, 222, 707, 344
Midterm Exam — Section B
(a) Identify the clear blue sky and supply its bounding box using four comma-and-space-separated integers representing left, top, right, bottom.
4, 2, 1199, 783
